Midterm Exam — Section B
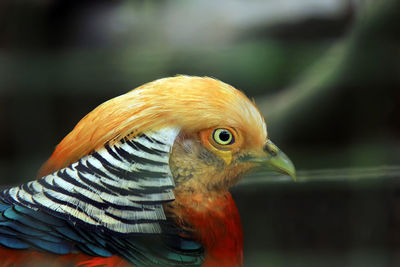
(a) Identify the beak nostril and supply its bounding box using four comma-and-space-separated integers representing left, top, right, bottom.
259, 140, 296, 181
264, 140, 279, 156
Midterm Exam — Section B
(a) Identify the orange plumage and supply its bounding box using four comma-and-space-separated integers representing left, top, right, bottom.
171, 191, 243, 266
1, 76, 295, 267
38, 76, 266, 177
0, 248, 131, 267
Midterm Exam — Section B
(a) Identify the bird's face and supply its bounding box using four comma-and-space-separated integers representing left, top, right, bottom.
169, 124, 295, 192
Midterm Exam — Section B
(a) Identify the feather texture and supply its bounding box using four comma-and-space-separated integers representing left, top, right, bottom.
0, 76, 275, 266
0, 200, 203, 266
2, 128, 179, 235
38, 76, 266, 177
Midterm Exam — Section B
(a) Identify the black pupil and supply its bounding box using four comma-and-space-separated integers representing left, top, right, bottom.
219, 131, 230, 142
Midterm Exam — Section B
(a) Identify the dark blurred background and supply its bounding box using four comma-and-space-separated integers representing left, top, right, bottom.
0, 0, 399, 266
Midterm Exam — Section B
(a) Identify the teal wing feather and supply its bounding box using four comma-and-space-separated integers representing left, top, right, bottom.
0, 200, 203, 266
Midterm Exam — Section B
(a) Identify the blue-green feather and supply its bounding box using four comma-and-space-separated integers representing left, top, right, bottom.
0, 235, 30, 249
0, 199, 203, 266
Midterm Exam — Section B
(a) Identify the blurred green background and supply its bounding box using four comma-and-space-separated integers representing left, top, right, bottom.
0, 0, 399, 266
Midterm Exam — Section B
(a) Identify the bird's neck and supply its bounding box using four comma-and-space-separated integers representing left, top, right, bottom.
169, 190, 243, 267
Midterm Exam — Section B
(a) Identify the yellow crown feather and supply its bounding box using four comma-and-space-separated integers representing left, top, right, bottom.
38, 76, 267, 177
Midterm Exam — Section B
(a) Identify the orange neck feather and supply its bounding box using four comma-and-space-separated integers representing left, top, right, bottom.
0, 248, 130, 267
170, 191, 243, 267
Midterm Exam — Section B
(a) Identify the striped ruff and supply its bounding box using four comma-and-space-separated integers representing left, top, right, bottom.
1, 127, 180, 235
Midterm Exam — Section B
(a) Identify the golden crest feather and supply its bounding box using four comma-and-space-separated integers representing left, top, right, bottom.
38, 76, 267, 177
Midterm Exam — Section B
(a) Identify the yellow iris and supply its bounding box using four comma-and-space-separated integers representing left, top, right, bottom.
212, 129, 234, 145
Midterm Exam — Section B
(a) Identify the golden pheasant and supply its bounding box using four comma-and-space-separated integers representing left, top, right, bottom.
0, 76, 295, 266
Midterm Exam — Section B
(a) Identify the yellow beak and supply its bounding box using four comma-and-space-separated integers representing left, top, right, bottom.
249, 140, 296, 181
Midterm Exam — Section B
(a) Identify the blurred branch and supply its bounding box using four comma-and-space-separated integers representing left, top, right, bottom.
257, 39, 348, 137
256, 0, 398, 141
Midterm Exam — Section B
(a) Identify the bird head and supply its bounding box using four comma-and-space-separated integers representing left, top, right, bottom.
38, 76, 295, 193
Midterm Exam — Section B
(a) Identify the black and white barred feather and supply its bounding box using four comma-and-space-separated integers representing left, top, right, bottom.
1, 127, 180, 235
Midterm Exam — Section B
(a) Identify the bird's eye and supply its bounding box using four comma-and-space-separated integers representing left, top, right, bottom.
212, 128, 234, 145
